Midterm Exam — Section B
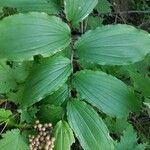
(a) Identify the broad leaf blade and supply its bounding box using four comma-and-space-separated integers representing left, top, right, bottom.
115, 126, 146, 150
0, 129, 28, 150
21, 56, 72, 107
130, 72, 150, 97
0, 109, 12, 122
95, 0, 111, 14
104, 117, 130, 135
6, 85, 25, 105
87, 16, 103, 30
0, 0, 60, 14
40, 83, 69, 106
0, 60, 16, 93
19, 107, 38, 123
75, 24, 150, 65
67, 99, 114, 150
145, 103, 150, 109
73, 70, 139, 118
0, 13, 71, 61
64, 0, 98, 26
0, 60, 29, 93
54, 121, 75, 150
37, 105, 63, 124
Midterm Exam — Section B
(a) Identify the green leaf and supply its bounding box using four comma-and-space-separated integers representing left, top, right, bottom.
144, 102, 150, 109
6, 85, 25, 105
0, 109, 12, 122
73, 70, 139, 118
67, 99, 114, 150
37, 105, 63, 124
144, 97, 150, 115
10, 62, 31, 83
104, 117, 130, 135
64, 0, 98, 26
122, 54, 150, 77
115, 126, 146, 150
0, 60, 16, 93
0, 0, 60, 14
0, 7, 2, 12
19, 107, 38, 123
87, 16, 103, 30
54, 121, 75, 150
95, 0, 111, 14
75, 24, 150, 65
130, 72, 150, 97
144, 102, 150, 116
22, 55, 72, 107
0, 12, 71, 61
0, 129, 28, 150
0, 60, 29, 93
40, 83, 69, 106
121, 65, 150, 97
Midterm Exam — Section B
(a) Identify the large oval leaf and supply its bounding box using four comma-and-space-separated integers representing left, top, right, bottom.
67, 99, 114, 150
0, 0, 60, 14
64, 0, 98, 26
73, 70, 139, 118
21, 56, 72, 107
75, 24, 150, 65
0, 12, 71, 61
54, 121, 75, 150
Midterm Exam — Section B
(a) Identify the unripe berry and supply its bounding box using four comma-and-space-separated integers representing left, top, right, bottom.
38, 124, 42, 129
51, 137, 55, 142
35, 120, 40, 124
45, 135, 50, 141
47, 141, 51, 146
48, 123, 52, 127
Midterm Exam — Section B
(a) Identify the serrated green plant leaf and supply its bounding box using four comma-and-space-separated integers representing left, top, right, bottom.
54, 121, 75, 150
115, 126, 146, 150
0, 7, 2, 12
0, 60, 29, 93
130, 72, 150, 97
95, 0, 111, 14
6, 85, 24, 105
104, 117, 130, 135
73, 70, 139, 118
40, 83, 69, 106
121, 54, 150, 77
0, 60, 16, 93
0, 12, 71, 61
145, 102, 150, 109
37, 105, 63, 124
121, 65, 150, 97
87, 16, 103, 30
19, 107, 38, 123
21, 55, 72, 107
0, 129, 28, 150
75, 24, 150, 65
0, 0, 60, 14
0, 109, 12, 122
67, 99, 114, 150
64, 0, 98, 26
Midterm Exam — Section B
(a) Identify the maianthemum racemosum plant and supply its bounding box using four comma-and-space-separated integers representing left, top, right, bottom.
0, 0, 150, 150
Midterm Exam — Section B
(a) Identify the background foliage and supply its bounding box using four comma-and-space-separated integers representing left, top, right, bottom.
0, 0, 150, 150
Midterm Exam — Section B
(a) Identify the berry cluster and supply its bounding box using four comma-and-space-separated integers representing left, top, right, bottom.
28, 120, 55, 150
